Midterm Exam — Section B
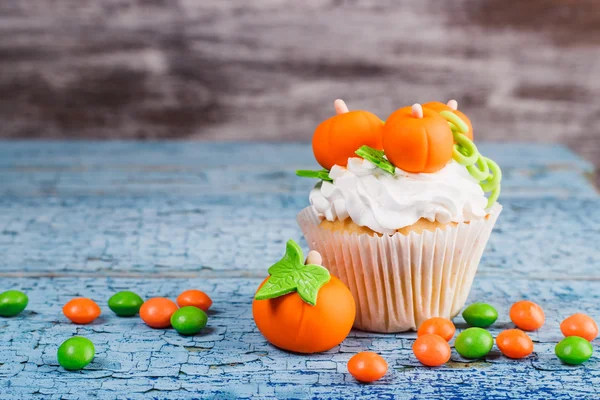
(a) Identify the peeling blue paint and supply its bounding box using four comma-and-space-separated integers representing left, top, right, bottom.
0, 142, 598, 399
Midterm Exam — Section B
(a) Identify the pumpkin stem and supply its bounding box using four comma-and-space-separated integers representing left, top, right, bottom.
411, 103, 423, 119
334, 99, 349, 114
305, 250, 322, 266
447, 99, 458, 111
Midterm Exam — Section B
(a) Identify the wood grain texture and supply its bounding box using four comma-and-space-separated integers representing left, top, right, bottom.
1, 1, 599, 176
1, 277, 599, 399
2, 195, 600, 279
0, 142, 597, 278
0, 142, 595, 199
0, 141, 598, 398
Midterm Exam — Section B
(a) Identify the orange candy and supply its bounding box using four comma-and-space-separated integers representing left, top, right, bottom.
140, 297, 179, 329
252, 276, 355, 354
509, 300, 545, 331
382, 105, 454, 173
560, 313, 598, 342
312, 110, 383, 170
417, 317, 456, 342
412, 334, 451, 367
423, 101, 474, 140
496, 329, 534, 359
62, 298, 101, 324
347, 352, 388, 382
176, 290, 212, 312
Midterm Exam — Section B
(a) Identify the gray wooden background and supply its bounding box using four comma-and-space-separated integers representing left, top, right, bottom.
1, 0, 599, 174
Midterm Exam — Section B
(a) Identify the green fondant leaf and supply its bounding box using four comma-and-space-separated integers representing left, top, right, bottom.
254, 274, 297, 300
296, 264, 331, 306
296, 169, 333, 182
355, 146, 396, 175
254, 239, 331, 306
268, 240, 304, 275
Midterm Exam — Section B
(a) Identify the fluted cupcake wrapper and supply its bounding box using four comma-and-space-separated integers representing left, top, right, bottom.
297, 204, 502, 333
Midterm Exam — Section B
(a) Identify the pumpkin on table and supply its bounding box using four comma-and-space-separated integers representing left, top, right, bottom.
423, 100, 473, 140
382, 104, 454, 174
312, 100, 383, 170
252, 240, 356, 354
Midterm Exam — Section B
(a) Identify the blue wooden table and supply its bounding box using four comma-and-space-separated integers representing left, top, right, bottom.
1, 141, 599, 399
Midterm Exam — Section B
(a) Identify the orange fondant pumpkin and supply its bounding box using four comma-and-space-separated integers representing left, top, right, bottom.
253, 275, 355, 354
312, 110, 383, 170
382, 105, 454, 173
423, 101, 473, 140
252, 240, 355, 354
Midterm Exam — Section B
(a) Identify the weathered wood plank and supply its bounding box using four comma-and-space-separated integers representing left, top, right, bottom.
0, 142, 595, 199
0, 141, 598, 398
0, 196, 598, 279
2, 167, 595, 199
0, 277, 599, 399
1, 142, 593, 171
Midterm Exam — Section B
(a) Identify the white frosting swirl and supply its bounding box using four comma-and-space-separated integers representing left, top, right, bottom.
309, 157, 488, 235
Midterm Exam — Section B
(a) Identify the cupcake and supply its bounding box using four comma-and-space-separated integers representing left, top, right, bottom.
297, 100, 502, 333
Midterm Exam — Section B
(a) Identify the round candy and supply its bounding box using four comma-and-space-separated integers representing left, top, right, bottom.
560, 313, 598, 342
0, 290, 29, 317
510, 300, 545, 331
412, 334, 451, 367
555, 336, 593, 365
496, 329, 534, 359
347, 352, 388, 382
176, 290, 212, 312
57, 336, 95, 371
417, 317, 456, 342
454, 328, 494, 359
462, 303, 498, 328
108, 291, 144, 317
63, 298, 101, 324
170, 306, 208, 335
139, 297, 178, 328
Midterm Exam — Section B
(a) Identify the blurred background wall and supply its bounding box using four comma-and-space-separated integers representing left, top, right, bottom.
0, 0, 599, 168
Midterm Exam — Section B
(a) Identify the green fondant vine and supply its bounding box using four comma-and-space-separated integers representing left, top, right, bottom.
439, 111, 501, 208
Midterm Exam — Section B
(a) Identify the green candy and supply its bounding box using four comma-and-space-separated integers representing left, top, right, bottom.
108, 291, 144, 317
455, 328, 494, 359
555, 336, 593, 365
462, 303, 498, 328
0, 290, 29, 317
170, 306, 208, 335
57, 337, 95, 371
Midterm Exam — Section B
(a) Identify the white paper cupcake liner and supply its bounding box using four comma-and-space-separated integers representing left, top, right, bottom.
297, 204, 502, 333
